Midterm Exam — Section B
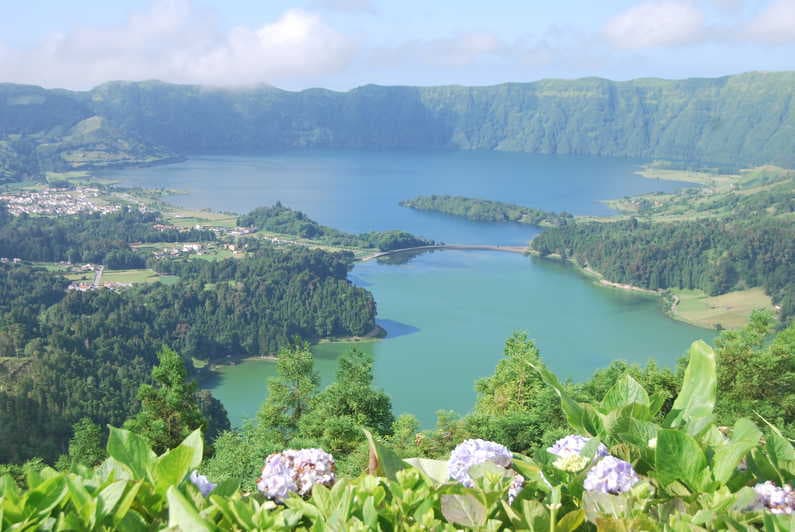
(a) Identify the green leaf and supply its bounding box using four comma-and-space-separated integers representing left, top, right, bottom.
528, 361, 595, 435
25, 475, 68, 519
96, 480, 127, 524
655, 429, 710, 492
106, 426, 156, 480
665, 341, 716, 434
440, 493, 487, 527
557, 509, 586, 532
403, 458, 449, 485
711, 418, 762, 484
150, 445, 194, 495
766, 432, 795, 482
468, 461, 513, 482
363, 428, 407, 480
166, 486, 213, 532
65, 476, 96, 527
582, 491, 630, 523
600, 374, 650, 413
511, 456, 551, 494
520, 499, 551, 530
178, 429, 204, 472
111, 480, 141, 525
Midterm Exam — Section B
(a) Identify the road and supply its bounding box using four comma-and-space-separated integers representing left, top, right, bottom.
360, 244, 529, 262
92, 265, 104, 288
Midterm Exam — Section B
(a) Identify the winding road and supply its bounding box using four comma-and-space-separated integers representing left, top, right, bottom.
360, 244, 529, 262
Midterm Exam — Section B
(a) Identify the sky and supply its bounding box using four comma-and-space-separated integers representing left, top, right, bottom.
0, 0, 793, 90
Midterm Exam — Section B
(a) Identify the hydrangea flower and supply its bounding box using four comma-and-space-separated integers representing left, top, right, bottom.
583, 456, 640, 495
753, 481, 794, 514
547, 435, 609, 463
553, 454, 590, 472
508, 474, 525, 504
189, 470, 216, 497
448, 439, 513, 487
256, 448, 336, 502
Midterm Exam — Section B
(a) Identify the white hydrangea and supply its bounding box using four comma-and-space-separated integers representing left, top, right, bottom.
448, 438, 513, 487
753, 481, 794, 515
189, 470, 216, 497
256, 448, 336, 502
547, 435, 608, 464
583, 456, 640, 495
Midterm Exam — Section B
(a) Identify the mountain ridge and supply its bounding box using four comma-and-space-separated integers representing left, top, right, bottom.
2, 71, 795, 180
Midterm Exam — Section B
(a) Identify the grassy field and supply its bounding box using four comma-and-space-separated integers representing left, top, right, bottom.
102, 269, 169, 284
636, 165, 740, 187
670, 287, 776, 330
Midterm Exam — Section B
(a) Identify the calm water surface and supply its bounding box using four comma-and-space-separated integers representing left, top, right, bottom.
102, 151, 715, 426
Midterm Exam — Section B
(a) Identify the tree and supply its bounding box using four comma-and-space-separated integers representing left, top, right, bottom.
257, 342, 319, 442
465, 332, 567, 452
56, 418, 105, 470
299, 349, 394, 456
124, 346, 207, 454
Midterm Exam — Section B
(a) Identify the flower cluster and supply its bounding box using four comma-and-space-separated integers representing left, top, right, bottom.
448, 439, 524, 502
189, 470, 216, 497
753, 482, 794, 514
448, 439, 513, 487
548, 435, 609, 472
548, 435, 609, 460
256, 448, 336, 502
583, 456, 640, 495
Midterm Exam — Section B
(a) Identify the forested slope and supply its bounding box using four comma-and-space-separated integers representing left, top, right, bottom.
3, 72, 795, 179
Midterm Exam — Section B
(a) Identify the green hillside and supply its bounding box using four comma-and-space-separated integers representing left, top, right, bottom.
3, 72, 795, 179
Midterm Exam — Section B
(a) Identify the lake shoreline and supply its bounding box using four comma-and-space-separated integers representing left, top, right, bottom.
203, 324, 387, 372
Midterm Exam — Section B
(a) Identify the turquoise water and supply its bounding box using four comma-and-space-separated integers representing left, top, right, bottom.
102, 151, 715, 427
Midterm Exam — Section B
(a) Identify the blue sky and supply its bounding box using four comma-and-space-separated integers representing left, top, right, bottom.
1, 0, 793, 89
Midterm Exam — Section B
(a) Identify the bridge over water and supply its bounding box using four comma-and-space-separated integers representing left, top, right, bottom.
360, 244, 529, 262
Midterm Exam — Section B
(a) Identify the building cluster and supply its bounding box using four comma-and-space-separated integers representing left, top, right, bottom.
150, 243, 205, 259
0, 187, 122, 216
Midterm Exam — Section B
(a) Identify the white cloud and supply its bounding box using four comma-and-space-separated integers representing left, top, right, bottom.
309, 0, 376, 14
746, 0, 795, 43
0, 0, 354, 89
604, 2, 705, 48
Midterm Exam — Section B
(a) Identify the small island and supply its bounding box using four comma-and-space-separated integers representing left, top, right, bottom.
400, 195, 573, 227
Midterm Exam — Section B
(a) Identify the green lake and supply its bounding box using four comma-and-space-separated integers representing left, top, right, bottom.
103, 150, 717, 427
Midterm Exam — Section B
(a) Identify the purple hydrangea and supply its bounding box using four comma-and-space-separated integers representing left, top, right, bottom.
583, 456, 640, 495
189, 470, 216, 497
753, 482, 794, 515
508, 473, 525, 504
448, 439, 513, 487
547, 435, 609, 460
256, 448, 336, 502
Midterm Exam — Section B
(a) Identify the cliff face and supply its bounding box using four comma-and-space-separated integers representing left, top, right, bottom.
2, 72, 795, 178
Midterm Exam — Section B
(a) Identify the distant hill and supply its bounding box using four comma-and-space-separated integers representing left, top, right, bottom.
2, 72, 795, 179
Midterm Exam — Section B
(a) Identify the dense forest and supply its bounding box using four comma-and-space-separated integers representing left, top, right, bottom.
400, 195, 573, 227
0, 208, 376, 462
238, 202, 434, 251
0, 204, 213, 266
3, 72, 795, 179
532, 216, 794, 320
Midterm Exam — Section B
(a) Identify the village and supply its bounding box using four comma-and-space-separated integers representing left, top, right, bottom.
0, 186, 129, 216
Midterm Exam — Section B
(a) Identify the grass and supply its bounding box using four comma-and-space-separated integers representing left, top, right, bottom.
669, 287, 776, 330
164, 207, 238, 229
102, 269, 164, 284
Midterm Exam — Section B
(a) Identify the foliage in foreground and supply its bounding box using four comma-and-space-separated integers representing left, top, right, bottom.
1, 340, 793, 530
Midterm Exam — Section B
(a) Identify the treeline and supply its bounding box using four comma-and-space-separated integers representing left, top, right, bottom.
237, 202, 434, 251
532, 216, 794, 319
0, 204, 213, 265
400, 195, 573, 227
0, 244, 375, 463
